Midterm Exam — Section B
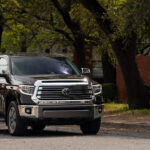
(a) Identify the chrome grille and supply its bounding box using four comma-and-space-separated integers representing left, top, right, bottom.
36, 85, 92, 100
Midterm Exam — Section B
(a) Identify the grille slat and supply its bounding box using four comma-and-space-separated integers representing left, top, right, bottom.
37, 92, 91, 95
36, 85, 92, 100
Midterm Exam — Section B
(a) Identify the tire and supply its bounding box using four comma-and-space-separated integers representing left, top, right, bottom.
7, 101, 26, 136
31, 123, 46, 132
80, 118, 101, 135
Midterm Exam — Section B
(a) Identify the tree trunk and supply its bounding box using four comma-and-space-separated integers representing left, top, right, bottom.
73, 37, 86, 68
20, 32, 27, 52
0, 15, 4, 51
113, 38, 149, 109
119, 55, 148, 109
0, 26, 3, 51
51, 0, 87, 68
21, 39, 27, 52
102, 52, 116, 83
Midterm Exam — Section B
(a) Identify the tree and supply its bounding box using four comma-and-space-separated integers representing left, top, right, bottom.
102, 51, 116, 83
12, 0, 116, 75
50, 0, 88, 68
50, 0, 116, 74
0, 14, 4, 49
80, 0, 150, 109
12, 0, 74, 54
2, 22, 40, 53
26, 0, 96, 68
1, 0, 50, 53
0, 0, 26, 51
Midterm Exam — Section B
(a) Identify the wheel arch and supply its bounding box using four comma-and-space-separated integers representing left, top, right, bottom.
5, 93, 20, 125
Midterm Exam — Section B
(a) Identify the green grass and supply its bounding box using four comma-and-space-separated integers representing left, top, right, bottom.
104, 103, 150, 115
104, 103, 129, 114
128, 109, 150, 115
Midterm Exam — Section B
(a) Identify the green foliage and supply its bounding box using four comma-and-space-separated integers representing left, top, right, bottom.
101, 0, 150, 49
0, 0, 150, 57
102, 83, 117, 102
28, 30, 59, 52
2, 23, 32, 52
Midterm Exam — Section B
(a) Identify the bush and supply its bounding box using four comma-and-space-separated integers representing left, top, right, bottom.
102, 83, 117, 103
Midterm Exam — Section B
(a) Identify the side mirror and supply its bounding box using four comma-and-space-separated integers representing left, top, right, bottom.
81, 68, 91, 75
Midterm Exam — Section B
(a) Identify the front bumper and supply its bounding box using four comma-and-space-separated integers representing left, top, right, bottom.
18, 104, 104, 120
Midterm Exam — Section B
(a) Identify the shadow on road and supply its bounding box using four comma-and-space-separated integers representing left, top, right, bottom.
0, 124, 150, 139
100, 128, 150, 140
25, 129, 82, 137
0, 128, 82, 139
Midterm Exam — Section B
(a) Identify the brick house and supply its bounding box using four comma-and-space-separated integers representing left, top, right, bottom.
117, 56, 150, 102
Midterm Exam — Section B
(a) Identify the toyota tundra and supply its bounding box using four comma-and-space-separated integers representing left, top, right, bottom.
0, 54, 103, 135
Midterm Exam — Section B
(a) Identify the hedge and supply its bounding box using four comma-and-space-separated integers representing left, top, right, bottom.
102, 83, 117, 103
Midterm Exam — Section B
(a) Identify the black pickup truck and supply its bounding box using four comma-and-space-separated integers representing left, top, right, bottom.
0, 54, 103, 136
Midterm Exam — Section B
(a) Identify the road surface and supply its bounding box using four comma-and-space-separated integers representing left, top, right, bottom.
0, 122, 150, 150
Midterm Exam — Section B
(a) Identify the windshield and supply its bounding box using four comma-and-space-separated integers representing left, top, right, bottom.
11, 56, 80, 76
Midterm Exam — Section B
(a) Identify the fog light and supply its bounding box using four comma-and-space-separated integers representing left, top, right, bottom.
25, 108, 32, 114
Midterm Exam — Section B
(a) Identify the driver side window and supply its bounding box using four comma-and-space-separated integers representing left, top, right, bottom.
0, 58, 8, 74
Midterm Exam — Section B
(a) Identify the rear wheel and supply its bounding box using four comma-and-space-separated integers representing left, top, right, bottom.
7, 101, 26, 136
80, 118, 101, 135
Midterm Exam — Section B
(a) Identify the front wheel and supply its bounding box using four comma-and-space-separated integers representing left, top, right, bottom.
80, 118, 101, 135
7, 101, 26, 136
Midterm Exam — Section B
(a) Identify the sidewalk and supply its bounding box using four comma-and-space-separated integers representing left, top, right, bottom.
101, 113, 150, 132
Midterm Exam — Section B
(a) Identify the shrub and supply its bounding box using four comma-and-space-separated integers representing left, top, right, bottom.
102, 83, 117, 103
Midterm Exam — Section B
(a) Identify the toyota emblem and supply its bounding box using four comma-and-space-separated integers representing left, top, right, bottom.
62, 88, 70, 96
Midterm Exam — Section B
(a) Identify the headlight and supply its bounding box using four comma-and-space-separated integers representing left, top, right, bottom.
93, 84, 102, 95
18, 85, 35, 95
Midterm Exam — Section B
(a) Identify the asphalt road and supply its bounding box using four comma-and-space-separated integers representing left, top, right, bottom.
0, 122, 150, 150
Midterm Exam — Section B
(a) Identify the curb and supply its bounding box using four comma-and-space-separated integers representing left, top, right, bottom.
102, 121, 150, 131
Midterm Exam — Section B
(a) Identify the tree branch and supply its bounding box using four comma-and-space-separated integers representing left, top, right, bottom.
54, 28, 74, 43
80, 0, 113, 35
31, 13, 74, 43
51, 0, 81, 34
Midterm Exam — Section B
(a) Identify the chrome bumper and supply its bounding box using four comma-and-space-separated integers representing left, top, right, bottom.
18, 104, 103, 120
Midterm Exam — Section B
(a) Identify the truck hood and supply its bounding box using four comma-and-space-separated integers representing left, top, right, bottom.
12, 75, 88, 85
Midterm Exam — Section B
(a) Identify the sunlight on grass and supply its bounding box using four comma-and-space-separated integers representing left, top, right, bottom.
104, 103, 150, 115
104, 103, 129, 114
128, 109, 150, 115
